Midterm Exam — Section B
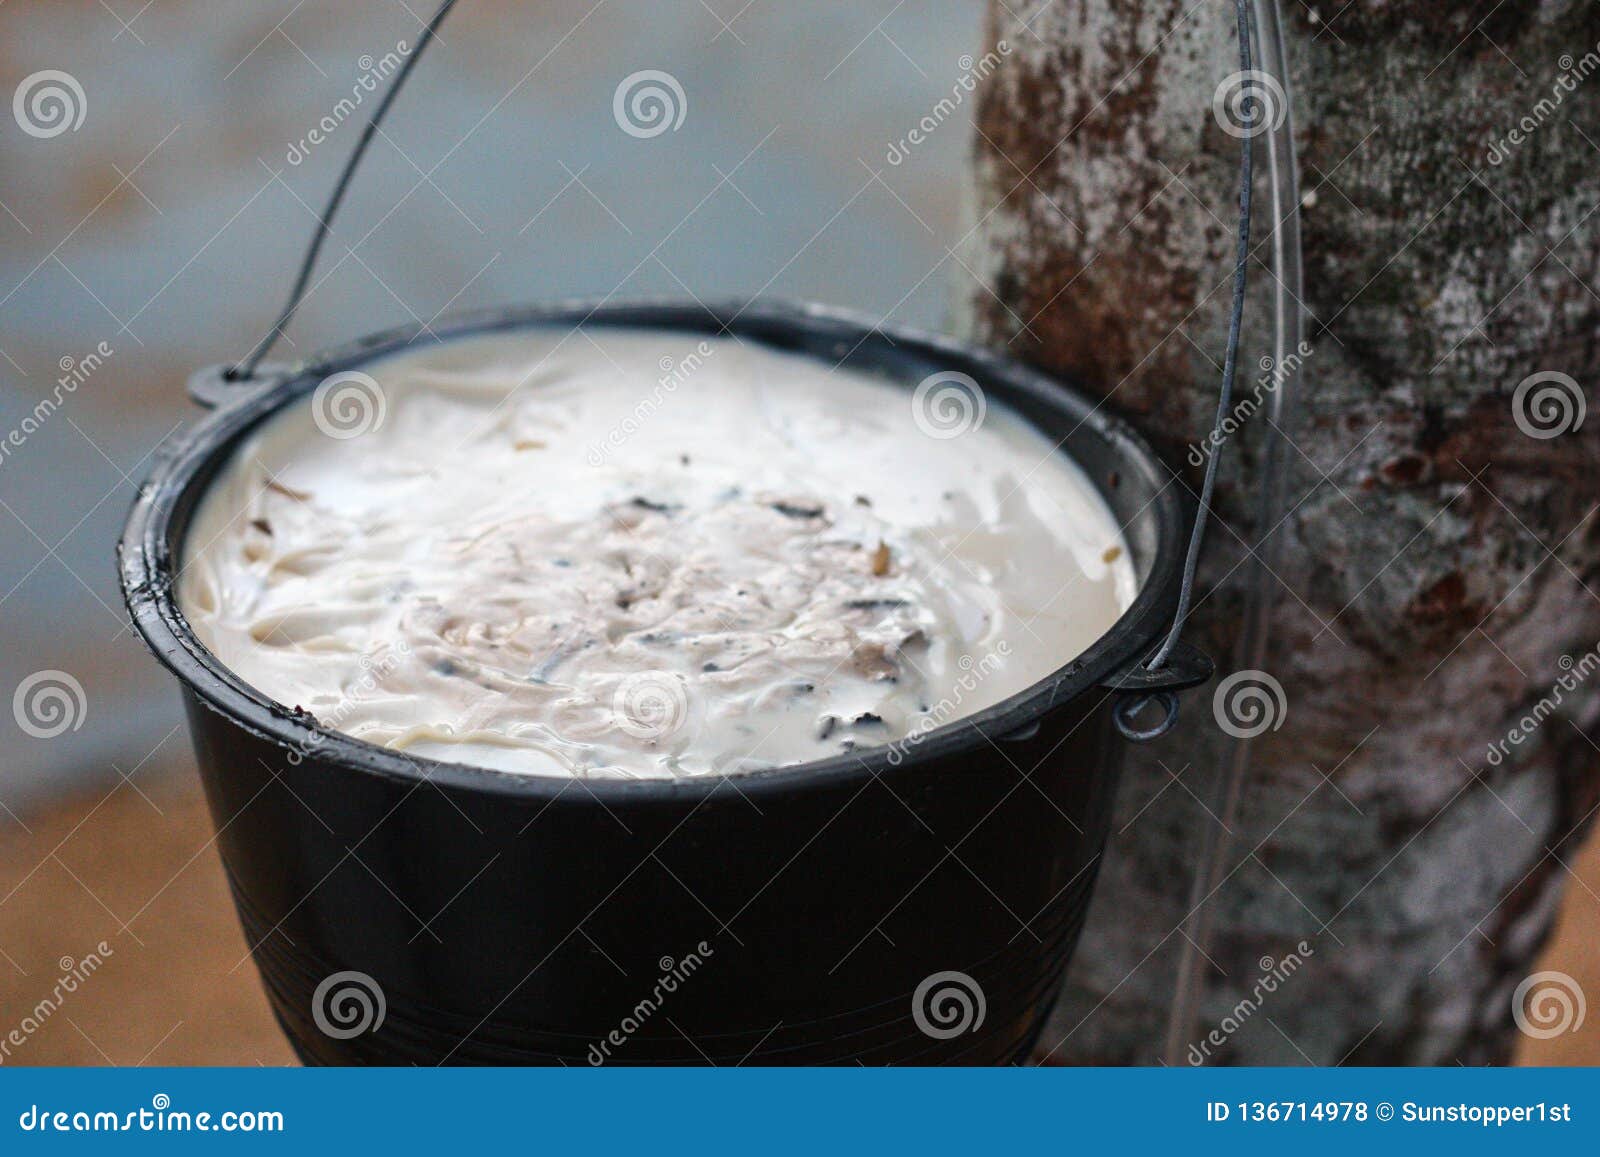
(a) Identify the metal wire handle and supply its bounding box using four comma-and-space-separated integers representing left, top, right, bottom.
1112, 0, 1258, 742
1162, 0, 1304, 1068
227, 0, 460, 381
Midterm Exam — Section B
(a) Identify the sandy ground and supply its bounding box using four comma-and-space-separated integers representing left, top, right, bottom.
0, 763, 294, 1066
0, 760, 1595, 1067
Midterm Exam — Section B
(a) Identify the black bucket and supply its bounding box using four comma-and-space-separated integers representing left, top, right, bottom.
118, 299, 1207, 1065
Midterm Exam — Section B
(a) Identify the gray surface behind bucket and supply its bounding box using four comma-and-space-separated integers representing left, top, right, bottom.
0, 1, 981, 809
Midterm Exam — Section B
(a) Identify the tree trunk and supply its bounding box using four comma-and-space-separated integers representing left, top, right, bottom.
961, 1, 1600, 1064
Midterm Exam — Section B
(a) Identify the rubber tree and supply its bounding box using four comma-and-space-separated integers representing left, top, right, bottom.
958, 1, 1600, 1064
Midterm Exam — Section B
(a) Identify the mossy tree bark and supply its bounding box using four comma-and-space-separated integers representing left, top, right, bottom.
960, 1, 1600, 1064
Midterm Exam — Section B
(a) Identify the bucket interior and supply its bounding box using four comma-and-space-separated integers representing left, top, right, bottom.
126, 301, 1188, 793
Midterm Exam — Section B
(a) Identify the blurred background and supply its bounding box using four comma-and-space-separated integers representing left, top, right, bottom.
0, 0, 1593, 1065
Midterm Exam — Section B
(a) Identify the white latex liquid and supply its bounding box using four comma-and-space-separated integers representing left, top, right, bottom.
181, 329, 1136, 777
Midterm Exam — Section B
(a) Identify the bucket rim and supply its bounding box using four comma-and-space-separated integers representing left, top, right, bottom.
117, 297, 1191, 802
